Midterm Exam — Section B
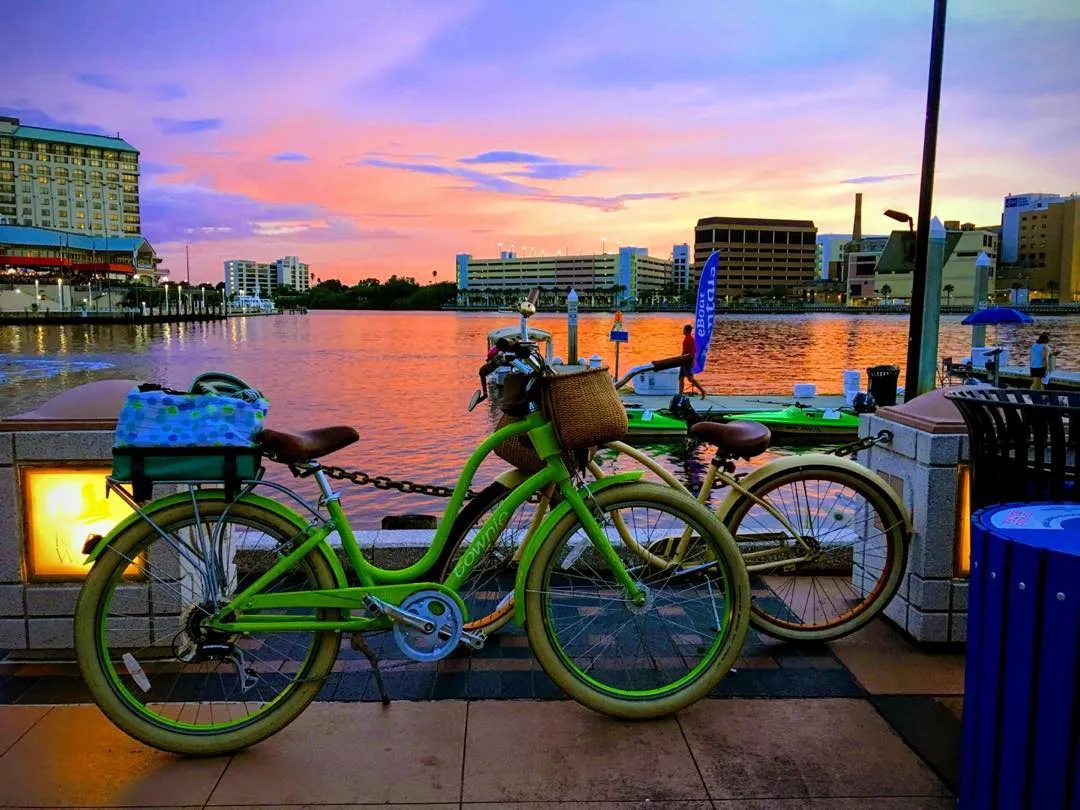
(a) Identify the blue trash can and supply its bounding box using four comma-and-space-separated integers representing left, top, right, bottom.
962, 503, 1080, 809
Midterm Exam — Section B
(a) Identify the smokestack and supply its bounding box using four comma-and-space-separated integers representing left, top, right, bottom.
852, 192, 863, 244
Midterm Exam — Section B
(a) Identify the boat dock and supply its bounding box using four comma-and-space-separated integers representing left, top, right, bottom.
619, 391, 848, 416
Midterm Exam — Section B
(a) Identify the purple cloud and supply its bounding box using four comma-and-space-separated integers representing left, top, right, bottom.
461, 151, 555, 164
140, 183, 403, 244
140, 161, 181, 175
76, 73, 130, 93
460, 151, 605, 180
841, 173, 916, 185
360, 158, 454, 176
509, 163, 605, 180
153, 82, 186, 101
361, 157, 681, 211
272, 151, 312, 162
0, 105, 109, 135
153, 117, 224, 135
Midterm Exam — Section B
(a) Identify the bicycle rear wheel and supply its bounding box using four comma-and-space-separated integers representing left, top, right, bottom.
74, 498, 341, 755
721, 463, 908, 642
525, 482, 749, 718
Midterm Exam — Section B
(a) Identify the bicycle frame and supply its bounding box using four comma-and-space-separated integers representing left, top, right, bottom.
123, 409, 649, 635
504, 441, 814, 574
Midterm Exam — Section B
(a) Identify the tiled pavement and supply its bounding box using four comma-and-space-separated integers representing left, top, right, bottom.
0, 618, 965, 808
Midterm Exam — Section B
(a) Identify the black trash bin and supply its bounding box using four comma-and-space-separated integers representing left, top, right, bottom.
866, 364, 900, 407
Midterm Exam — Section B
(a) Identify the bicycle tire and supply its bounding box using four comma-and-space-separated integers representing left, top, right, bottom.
74, 499, 341, 756
524, 482, 750, 719
720, 463, 908, 642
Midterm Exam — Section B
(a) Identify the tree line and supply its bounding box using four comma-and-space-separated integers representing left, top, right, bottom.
274, 276, 457, 310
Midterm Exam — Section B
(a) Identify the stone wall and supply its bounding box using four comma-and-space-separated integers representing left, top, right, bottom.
0, 430, 118, 650
857, 415, 968, 643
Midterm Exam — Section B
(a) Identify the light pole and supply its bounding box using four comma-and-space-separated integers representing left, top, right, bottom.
903, 0, 948, 401
164, 282, 170, 315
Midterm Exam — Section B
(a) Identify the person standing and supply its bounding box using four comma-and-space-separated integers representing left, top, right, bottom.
1030, 332, 1053, 391
679, 324, 706, 398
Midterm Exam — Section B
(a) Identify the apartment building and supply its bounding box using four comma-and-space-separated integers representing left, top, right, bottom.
0, 116, 140, 237
693, 216, 818, 298
224, 254, 310, 296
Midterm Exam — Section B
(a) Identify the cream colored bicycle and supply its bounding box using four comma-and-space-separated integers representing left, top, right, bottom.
436, 419, 910, 643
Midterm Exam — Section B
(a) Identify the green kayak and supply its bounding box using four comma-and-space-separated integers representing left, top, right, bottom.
625, 407, 688, 440
724, 405, 860, 442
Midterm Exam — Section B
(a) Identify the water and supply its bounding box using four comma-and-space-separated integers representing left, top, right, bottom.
2, 311, 1075, 526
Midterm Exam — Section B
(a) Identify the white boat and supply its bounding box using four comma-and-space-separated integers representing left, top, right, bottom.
486, 325, 554, 387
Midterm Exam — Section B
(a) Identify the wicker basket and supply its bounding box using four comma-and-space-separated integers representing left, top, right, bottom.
543, 366, 628, 450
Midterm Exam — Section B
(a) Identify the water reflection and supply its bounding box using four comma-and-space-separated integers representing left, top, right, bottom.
2, 311, 1078, 526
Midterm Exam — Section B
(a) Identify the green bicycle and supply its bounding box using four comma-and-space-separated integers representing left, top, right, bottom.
74, 341, 750, 755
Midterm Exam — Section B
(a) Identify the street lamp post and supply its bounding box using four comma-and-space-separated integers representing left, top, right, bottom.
904, 0, 949, 401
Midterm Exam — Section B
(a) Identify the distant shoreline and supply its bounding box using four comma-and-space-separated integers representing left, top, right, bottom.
444, 304, 1080, 317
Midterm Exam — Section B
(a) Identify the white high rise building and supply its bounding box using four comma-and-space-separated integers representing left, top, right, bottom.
224, 254, 310, 295
276, 255, 310, 291
672, 243, 690, 289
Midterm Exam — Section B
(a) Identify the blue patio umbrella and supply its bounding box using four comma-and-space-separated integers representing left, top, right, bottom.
960, 307, 1034, 387
961, 306, 1034, 326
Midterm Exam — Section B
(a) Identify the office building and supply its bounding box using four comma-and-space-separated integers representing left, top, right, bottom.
0, 224, 160, 283
276, 255, 311, 292
874, 224, 999, 305
1000, 198, 1080, 300
816, 234, 851, 280
672, 243, 690, 289
224, 254, 310, 296
0, 116, 140, 237
693, 216, 817, 298
455, 247, 671, 304
1001, 193, 1079, 263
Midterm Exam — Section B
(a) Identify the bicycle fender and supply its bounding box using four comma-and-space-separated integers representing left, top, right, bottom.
84, 490, 350, 589
512, 471, 643, 627
715, 453, 911, 534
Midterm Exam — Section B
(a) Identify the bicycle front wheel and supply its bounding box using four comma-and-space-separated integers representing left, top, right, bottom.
524, 482, 750, 719
721, 463, 909, 642
74, 498, 341, 756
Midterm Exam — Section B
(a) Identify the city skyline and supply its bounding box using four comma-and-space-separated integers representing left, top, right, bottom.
3, 0, 1078, 284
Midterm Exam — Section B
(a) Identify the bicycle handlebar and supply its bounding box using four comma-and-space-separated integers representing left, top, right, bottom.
471, 338, 547, 410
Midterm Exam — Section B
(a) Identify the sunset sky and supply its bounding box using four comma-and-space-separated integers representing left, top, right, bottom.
4, 0, 1078, 284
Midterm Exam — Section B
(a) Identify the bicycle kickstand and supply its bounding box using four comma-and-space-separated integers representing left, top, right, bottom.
350, 633, 392, 706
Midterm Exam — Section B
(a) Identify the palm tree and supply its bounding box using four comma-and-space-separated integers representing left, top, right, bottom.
943, 284, 954, 304
879, 284, 892, 300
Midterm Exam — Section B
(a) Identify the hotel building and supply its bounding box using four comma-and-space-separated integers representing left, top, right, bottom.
0, 116, 140, 237
693, 216, 818, 298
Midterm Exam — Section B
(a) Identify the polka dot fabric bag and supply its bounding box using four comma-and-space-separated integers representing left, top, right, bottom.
112, 382, 269, 501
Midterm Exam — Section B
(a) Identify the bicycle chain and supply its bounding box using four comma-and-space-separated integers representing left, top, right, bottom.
828, 429, 893, 458
290, 462, 545, 503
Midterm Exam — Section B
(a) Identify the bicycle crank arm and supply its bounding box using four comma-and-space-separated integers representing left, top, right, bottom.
363, 595, 436, 634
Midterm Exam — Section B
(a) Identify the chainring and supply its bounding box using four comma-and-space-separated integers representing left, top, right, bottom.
392, 590, 465, 662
